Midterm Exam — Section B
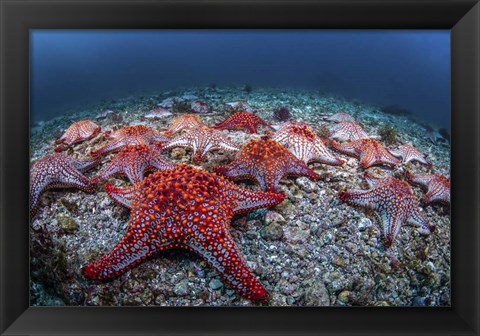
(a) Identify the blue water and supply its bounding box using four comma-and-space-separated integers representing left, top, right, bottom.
30, 30, 450, 129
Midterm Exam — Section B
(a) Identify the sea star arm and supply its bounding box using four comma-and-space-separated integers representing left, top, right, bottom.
285, 161, 320, 181
330, 140, 360, 157
70, 156, 101, 172
91, 138, 124, 157
406, 208, 435, 234
338, 189, 374, 209
185, 223, 269, 302
151, 131, 172, 143
105, 183, 139, 208
224, 181, 285, 214
92, 160, 124, 183
376, 210, 405, 248
82, 229, 173, 280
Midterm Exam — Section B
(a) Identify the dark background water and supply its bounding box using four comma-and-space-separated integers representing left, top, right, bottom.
31, 30, 450, 129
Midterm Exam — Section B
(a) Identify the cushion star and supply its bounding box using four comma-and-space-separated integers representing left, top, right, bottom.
214, 112, 271, 134
389, 144, 430, 166
162, 126, 240, 164
331, 138, 401, 169
164, 114, 205, 136
91, 144, 175, 184
30, 153, 100, 218
406, 171, 450, 205
338, 172, 434, 248
214, 138, 320, 192
91, 125, 171, 157
325, 112, 355, 123
82, 164, 285, 302
55, 120, 101, 151
329, 121, 369, 141
272, 121, 344, 166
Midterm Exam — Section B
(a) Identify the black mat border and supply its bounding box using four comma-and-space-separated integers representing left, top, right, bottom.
1, 0, 479, 335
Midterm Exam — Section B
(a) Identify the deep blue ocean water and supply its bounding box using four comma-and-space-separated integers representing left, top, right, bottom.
30, 30, 450, 129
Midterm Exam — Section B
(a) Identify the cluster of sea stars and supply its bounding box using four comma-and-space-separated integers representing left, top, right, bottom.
30, 105, 450, 304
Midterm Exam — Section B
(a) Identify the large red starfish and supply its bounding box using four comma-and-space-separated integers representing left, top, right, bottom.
82, 164, 285, 302
406, 171, 450, 205
390, 144, 430, 166
165, 114, 204, 136
214, 112, 271, 134
214, 138, 320, 192
329, 121, 369, 141
55, 120, 101, 151
91, 144, 175, 184
338, 172, 434, 248
91, 125, 171, 157
326, 112, 355, 123
30, 153, 99, 218
163, 126, 240, 164
272, 121, 344, 166
331, 138, 401, 169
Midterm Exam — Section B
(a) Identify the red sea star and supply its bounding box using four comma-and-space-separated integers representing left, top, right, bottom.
272, 121, 344, 166
91, 144, 175, 184
389, 144, 430, 166
165, 114, 204, 136
214, 112, 271, 134
30, 153, 99, 218
331, 138, 401, 169
163, 126, 240, 164
55, 120, 101, 151
406, 171, 450, 205
91, 125, 171, 157
82, 164, 285, 302
338, 172, 434, 248
329, 121, 369, 141
326, 112, 355, 123
214, 138, 320, 192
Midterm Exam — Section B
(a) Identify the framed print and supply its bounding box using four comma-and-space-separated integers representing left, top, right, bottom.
1, 0, 479, 335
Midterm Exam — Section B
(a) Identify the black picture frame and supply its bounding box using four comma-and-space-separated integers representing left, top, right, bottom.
1, 0, 479, 335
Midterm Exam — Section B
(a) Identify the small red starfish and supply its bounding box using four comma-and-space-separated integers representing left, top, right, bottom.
55, 120, 101, 151
329, 121, 369, 141
331, 138, 400, 169
338, 172, 434, 248
272, 121, 344, 166
163, 126, 240, 164
82, 164, 285, 302
406, 171, 450, 205
390, 144, 430, 166
214, 112, 271, 134
91, 125, 171, 157
326, 112, 355, 123
30, 153, 99, 218
91, 144, 175, 184
214, 138, 320, 192
164, 114, 205, 136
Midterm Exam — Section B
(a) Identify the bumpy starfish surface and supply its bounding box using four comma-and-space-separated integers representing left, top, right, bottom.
55, 120, 101, 151
272, 121, 344, 166
390, 144, 430, 166
91, 144, 175, 184
91, 125, 171, 157
165, 114, 205, 136
326, 112, 355, 123
82, 164, 285, 302
30, 153, 99, 218
214, 112, 271, 134
338, 172, 434, 248
406, 171, 450, 205
214, 138, 320, 192
143, 107, 172, 120
331, 138, 401, 169
329, 121, 369, 141
163, 126, 240, 164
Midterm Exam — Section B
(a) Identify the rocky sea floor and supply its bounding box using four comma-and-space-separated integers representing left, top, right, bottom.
30, 86, 451, 306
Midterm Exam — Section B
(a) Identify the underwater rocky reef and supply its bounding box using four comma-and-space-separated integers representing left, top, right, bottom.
30, 86, 450, 307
